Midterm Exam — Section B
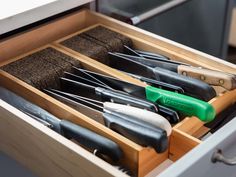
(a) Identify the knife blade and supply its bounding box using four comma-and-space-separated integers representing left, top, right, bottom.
135, 50, 170, 61
108, 52, 216, 101
71, 69, 216, 122
60, 77, 159, 113
0, 87, 123, 162
44, 89, 168, 153
72, 68, 180, 123
117, 50, 236, 90
122, 71, 185, 94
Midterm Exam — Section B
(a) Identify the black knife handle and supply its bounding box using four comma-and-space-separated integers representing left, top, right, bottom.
103, 112, 168, 153
137, 75, 185, 94
60, 120, 123, 162
158, 105, 180, 124
152, 67, 216, 101
95, 87, 159, 112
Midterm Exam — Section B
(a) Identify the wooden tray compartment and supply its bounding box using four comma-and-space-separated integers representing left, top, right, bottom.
0, 9, 235, 177
0, 44, 200, 177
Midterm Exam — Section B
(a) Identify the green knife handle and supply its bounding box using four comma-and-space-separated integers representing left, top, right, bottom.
145, 85, 216, 122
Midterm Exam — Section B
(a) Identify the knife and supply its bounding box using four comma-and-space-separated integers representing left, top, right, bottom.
45, 88, 172, 136
123, 71, 185, 93
44, 89, 168, 153
135, 49, 170, 61
72, 68, 215, 122
0, 87, 123, 162
108, 52, 216, 101
123, 45, 187, 65
65, 69, 180, 124
117, 51, 236, 90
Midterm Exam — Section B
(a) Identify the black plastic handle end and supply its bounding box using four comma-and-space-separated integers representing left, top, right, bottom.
60, 120, 123, 162
103, 112, 168, 153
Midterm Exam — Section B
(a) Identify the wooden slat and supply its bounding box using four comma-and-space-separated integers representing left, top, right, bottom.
51, 44, 145, 87
169, 129, 201, 162
0, 100, 127, 177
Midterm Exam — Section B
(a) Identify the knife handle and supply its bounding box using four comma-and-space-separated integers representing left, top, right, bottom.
103, 102, 172, 136
158, 105, 180, 124
145, 85, 216, 122
153, 66, 216, 101
95, 87, 158, 112
103, 112, 168, 153
60, 120, 123, 162
177, 65, 236, 90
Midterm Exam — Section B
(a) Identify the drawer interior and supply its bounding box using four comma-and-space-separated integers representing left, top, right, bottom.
0, 9, 235, 177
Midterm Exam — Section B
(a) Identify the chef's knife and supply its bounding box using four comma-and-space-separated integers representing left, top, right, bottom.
61, 77, 159, 113
135, 50, 170, 61
123, 45, 187, 65
117, 51, 236, 90
0, 87, 123, 162
63, 72, 179, 124
45, 88, 172, 136
44, 89, 168, 153
72, 69, 215, 122
108, 52, 216, 101
123, 71, 185, 93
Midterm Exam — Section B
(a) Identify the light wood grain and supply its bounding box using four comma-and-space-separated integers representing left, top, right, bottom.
0, 99, 127, 177
51, 44, 145, 87
169, 129, 201, 161
177, 65, 236, 90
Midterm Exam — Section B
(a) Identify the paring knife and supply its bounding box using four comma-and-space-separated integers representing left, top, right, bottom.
124, 45, 188, 65
122, 71, 185, 94
122, 46, 236, 90
135, 49, 170, 61
45, 89, 172, 136
108, 52, 216, 101
72, 68, 215, 122
0, 87, 124, 162
68, 68, 180, 124
44, 88, 168, 153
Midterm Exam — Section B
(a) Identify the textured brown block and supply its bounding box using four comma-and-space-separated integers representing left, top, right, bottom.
60, 25, 133, 63
1, 47, 81, 90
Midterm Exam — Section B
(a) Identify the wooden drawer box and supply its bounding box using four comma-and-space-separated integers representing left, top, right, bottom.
0, 9, 235, 177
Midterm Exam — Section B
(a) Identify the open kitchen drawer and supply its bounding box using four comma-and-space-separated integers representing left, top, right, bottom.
0, 9, 236, 177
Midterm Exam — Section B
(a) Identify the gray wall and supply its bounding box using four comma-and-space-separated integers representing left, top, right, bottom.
99, 0, 233, 59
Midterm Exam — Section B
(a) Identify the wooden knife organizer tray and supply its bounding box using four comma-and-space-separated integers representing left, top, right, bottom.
0, 9, 236, 177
